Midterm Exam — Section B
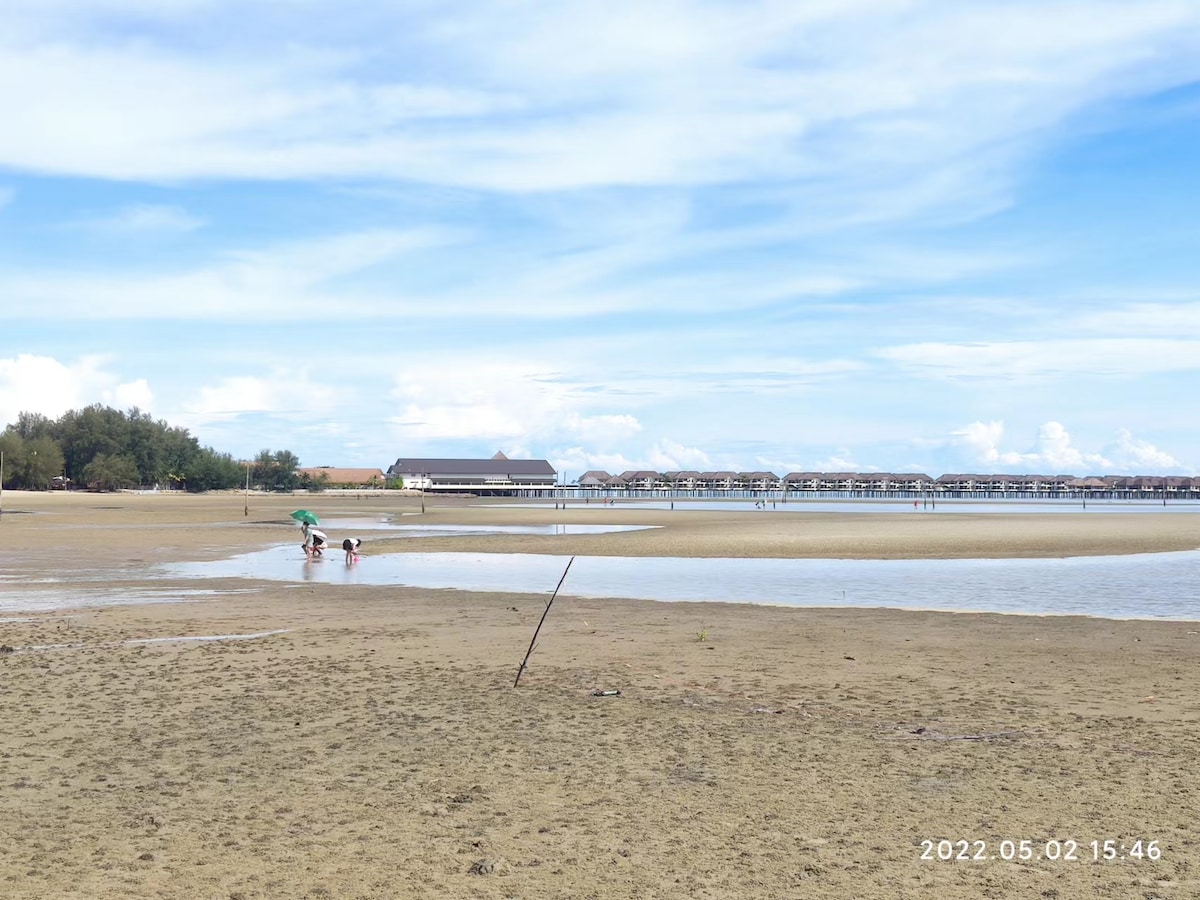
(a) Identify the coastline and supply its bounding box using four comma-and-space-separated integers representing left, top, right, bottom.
5, 488, 1200, 560
1, 492, 1198, 898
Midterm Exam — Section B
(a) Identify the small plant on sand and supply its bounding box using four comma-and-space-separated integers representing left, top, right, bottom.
696, 628, 710, 642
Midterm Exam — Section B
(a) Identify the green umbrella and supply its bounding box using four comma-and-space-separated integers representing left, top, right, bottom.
290, 509, 320, 526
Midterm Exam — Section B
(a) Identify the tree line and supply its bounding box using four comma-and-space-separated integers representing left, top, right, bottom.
0, 405, 309, 493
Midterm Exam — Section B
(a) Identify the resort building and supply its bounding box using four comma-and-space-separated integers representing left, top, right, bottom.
385, 452, 557, 494
662, 470, 703, 490
568, 468, 1200, 499
617, 470, 665, 491
578, 470, 613, 490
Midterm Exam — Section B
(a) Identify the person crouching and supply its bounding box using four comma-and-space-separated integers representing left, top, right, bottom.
301, 523, 328, 559
343, 537, 362, 564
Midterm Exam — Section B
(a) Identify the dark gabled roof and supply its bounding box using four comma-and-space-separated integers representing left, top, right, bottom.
388, 457, 556, 477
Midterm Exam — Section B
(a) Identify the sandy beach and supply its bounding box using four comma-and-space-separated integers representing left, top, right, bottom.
1, 491, 1198, 899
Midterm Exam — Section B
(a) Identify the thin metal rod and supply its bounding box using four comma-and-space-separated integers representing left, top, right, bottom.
514, 556, 575, 688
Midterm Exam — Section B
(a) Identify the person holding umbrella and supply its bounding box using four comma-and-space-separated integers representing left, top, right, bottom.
291, 510, 327, 559
301, 522, 328, 559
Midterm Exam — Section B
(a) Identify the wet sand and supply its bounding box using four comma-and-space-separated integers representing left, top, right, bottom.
1, 491, 1198, 898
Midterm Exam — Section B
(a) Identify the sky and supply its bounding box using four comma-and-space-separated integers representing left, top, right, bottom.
3, 0, 1200, 480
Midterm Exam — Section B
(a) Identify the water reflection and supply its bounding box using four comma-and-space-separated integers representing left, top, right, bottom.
319, 519, 656, 536
488, 500, 1200, 515
158, 545, 1200, 620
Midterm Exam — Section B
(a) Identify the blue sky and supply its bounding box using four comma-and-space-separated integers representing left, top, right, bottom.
4, 1, 1200, 479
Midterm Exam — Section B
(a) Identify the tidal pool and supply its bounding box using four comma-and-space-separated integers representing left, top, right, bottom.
149, 545, 1200, 620
5, 535, 1199, 619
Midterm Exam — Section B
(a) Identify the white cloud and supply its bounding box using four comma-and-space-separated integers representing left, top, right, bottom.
560, 413, 642, 445
1071, 301, 1200, 335
879, 338, 1200, 381
645, 439, 715, 472
549, 438, 719, 477
952, 420, 1009, 466
67, 204, 206, 234
380, 347, 875, 453
951, 420, 1107, 470
0, 227, 456, 320
812, 452, 864, 472
1, 0, 1198, 219
1103, 428, 1185, 472
111, 378, 154, 410
386, 360, 638, 445
177, 371, 338, 426
550, 448, 637, 476
950, 420, 1185, 474
0, 353, 149, 424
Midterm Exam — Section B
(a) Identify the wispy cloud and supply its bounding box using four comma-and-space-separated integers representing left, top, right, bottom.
0, 227, 459, 319
2, 0, 1198, 221
177, 370, 338, 426
65, 204, 206, 234
1069, 300, 1200, 335
4, 3, 1200, 474
385, 360, 634, 445
878, 338, 1200, 381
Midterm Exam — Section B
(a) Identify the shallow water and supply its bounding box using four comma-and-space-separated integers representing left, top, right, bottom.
0, 587, 257, 614
5, 530, 1199, 619
317, 519, 656, 536
493, 499, 1200, 515
142, 544, 1200, 620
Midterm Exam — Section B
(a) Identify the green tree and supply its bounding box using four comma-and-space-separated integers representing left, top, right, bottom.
54, 405, 130, 483
10, 412, 53, 441
126, 408, 167, 485
182, 448, 244, 492
19, 437, 65, 489
0, 432, 64, 489
0, 431, 23, 489
120, 408, 202, 486
2, 404, 300, 495
299, 471, 330, 493
81, 453, 140, 491
159, 426, 202, 484
252, 449, 301, 491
